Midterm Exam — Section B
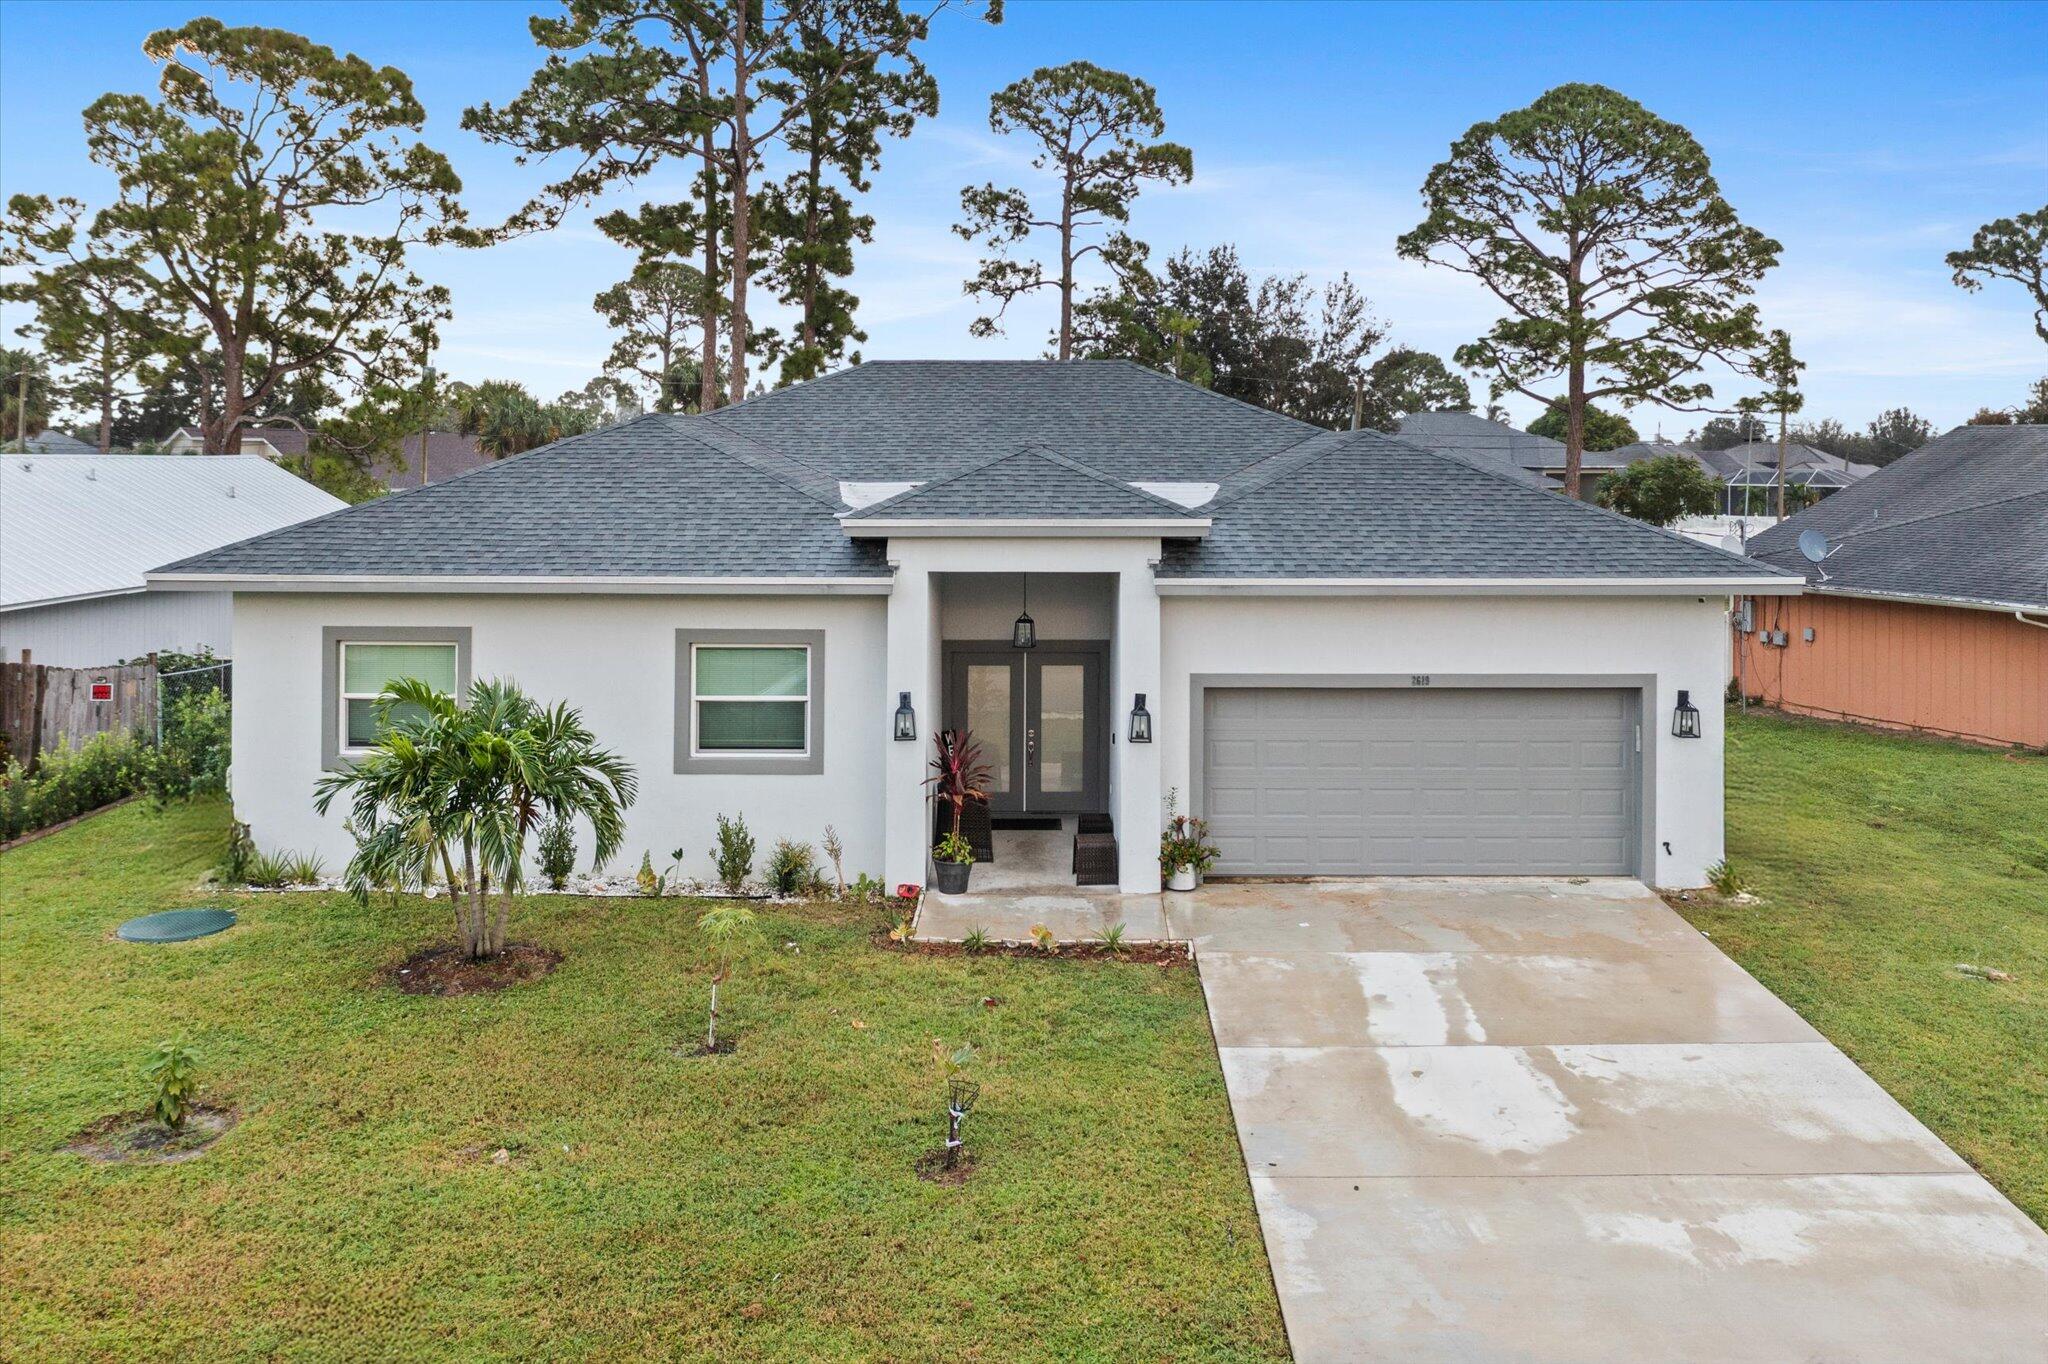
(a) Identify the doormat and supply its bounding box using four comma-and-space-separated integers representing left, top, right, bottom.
989, 815, 1063, 831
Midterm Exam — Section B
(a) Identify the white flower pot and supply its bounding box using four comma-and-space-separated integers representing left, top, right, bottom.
1166, 866, 1199, 892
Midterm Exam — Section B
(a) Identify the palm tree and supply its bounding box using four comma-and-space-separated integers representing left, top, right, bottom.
314, 678, 636, 960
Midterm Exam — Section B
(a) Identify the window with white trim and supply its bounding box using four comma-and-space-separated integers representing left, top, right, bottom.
691, 644, 811, 754
339, 641, 459, 752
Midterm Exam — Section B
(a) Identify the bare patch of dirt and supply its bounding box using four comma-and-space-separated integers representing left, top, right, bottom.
877, 935, 1191, 967
671, 1038, 738, 1059
66, 1106, 236, 1164
913, 1148, 977, 1185
389, 943, 561, 996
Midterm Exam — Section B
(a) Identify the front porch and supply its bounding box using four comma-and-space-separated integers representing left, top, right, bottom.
884, 547, 1165, 894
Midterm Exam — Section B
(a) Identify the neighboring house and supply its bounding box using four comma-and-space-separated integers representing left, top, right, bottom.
1, 453, 345, 667
165, 424, 313, 462
149, 361, 1796, 892
382, 431, 494, 489
13, 431, 96, 454
166, 425, 489, 489
1389, 410, 1563, 488
1709, 440, 1877, 515
1744, 424, 2048, 748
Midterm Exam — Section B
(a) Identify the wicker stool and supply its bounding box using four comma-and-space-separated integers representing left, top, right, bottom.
1073, 831, 1118, 886
932, 797, 995, 864
1077, 812, 1114, 836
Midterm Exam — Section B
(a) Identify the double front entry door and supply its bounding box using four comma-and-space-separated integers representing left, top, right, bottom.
943, 644, 1109, 816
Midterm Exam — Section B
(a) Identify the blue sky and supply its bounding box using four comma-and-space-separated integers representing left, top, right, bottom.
3, 0, 2044, 432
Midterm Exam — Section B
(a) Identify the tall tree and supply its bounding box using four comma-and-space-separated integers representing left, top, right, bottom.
1528, 400, 1638, 451
955, 62, 1192, 358
1074, 244, 1382, 427
1735, 328, 1804, 517
1947, 204, 2047, 345
0, 196, 171, 451
1353, 347, 1471, 432
55, 20, 461, 455
1694, 413, 1768, 450
1398, 83, 1780, 496
596, 262, 711, 412
755, 0, 942, 385
1968, 377, 2048, 425
0, 346, 53, 447
468, 0, 975, 409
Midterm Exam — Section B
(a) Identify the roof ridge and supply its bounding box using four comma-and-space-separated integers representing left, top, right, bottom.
1822, 483, 2048, 543
1218, 427, 1796, 578
663, 413, 843, 508
845, 441, 1201, 520
1207, 428, 1349, 508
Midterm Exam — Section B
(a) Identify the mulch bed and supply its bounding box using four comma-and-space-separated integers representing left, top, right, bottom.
912, 1148, 977, 1185
389, 943, 562, 996
877, 935, 1191, 966
66, 1105, 236, 1164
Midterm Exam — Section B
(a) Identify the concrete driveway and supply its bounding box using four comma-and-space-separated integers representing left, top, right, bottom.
1182, 878, 2048, 1363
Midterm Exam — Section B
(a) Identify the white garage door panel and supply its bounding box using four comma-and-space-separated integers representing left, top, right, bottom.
1204, 687, 1637, 875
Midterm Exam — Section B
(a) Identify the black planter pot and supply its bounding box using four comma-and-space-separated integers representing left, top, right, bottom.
932, 860, 972, 895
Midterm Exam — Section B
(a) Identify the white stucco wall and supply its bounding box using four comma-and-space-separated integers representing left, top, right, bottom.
230, 592, 888, 884
1, 590, 233, 667
1159, 593, 1734, 888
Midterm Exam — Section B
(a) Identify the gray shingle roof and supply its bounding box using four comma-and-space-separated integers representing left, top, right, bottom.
1392, 410, 1561, 486
1749, 424, 2048, 609
707, 359, 1317, 481
156, 362, 1789, 587
155, 413, 887, 580
846, 444, 1201, 520
1161, 430, 1792, 580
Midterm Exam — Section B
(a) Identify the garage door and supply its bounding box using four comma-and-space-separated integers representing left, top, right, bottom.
1202, 687, 1637, 875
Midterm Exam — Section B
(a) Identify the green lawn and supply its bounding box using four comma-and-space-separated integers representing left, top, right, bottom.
1685, 709, 2048, 1228
0, 800, 1286, 1362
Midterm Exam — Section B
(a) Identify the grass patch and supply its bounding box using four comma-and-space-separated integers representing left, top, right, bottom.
0, 799, 1285, 1361
1680, 710, 2048, 1228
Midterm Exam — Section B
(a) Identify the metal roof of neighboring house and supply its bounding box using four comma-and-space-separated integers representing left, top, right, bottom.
153, 364, 1792, 591
1393, 410, 1564, 486
1160, 429, 1792, 582
1, 453, 345, 610
1748, 424, 2048, 611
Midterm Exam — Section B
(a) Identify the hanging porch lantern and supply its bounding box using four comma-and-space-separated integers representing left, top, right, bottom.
1011, 574, 1036, 650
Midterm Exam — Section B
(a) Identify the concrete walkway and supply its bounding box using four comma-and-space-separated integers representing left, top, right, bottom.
1177, 878, 2048, 1362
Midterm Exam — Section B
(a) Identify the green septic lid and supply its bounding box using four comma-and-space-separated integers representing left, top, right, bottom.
117, 908, 238, 943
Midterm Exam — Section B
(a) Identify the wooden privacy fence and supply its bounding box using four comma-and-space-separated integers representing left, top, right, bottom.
0, 653, 158, 769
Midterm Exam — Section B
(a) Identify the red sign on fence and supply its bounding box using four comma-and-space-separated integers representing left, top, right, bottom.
90, 679, 112, 702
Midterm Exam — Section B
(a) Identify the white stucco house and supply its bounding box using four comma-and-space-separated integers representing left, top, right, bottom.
147, 361, 1798, 892
2, 453, 344, 667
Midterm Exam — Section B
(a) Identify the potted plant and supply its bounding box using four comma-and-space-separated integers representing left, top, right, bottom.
924, 729, 992, 893
932, 831, 975, 894
1158, 787, 1218, 892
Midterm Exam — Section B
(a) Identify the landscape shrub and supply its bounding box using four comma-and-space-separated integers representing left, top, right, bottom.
141, 689, 231, 805
0, 732, 147, 841
538, 817, 576, 890
712, 814, 756, 895
767, 839, 819, 896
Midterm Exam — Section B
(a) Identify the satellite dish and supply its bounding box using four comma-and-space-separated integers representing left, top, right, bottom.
1797, 529, 1833, 563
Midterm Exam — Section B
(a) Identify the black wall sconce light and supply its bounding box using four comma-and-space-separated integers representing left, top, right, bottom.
893, 691, 917, 741
1671, 689, 1702, 739
1128, 693, 1153, 743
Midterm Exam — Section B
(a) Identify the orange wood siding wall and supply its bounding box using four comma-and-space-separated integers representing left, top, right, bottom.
1734, 594, 2048, 748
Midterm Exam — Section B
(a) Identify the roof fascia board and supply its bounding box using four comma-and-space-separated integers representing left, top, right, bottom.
1806, 583, 2048, 615
144, 572, 896, 597
845, 517, 1209, 539
0, 584, 151, 613
1154, 576, 1800, 597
